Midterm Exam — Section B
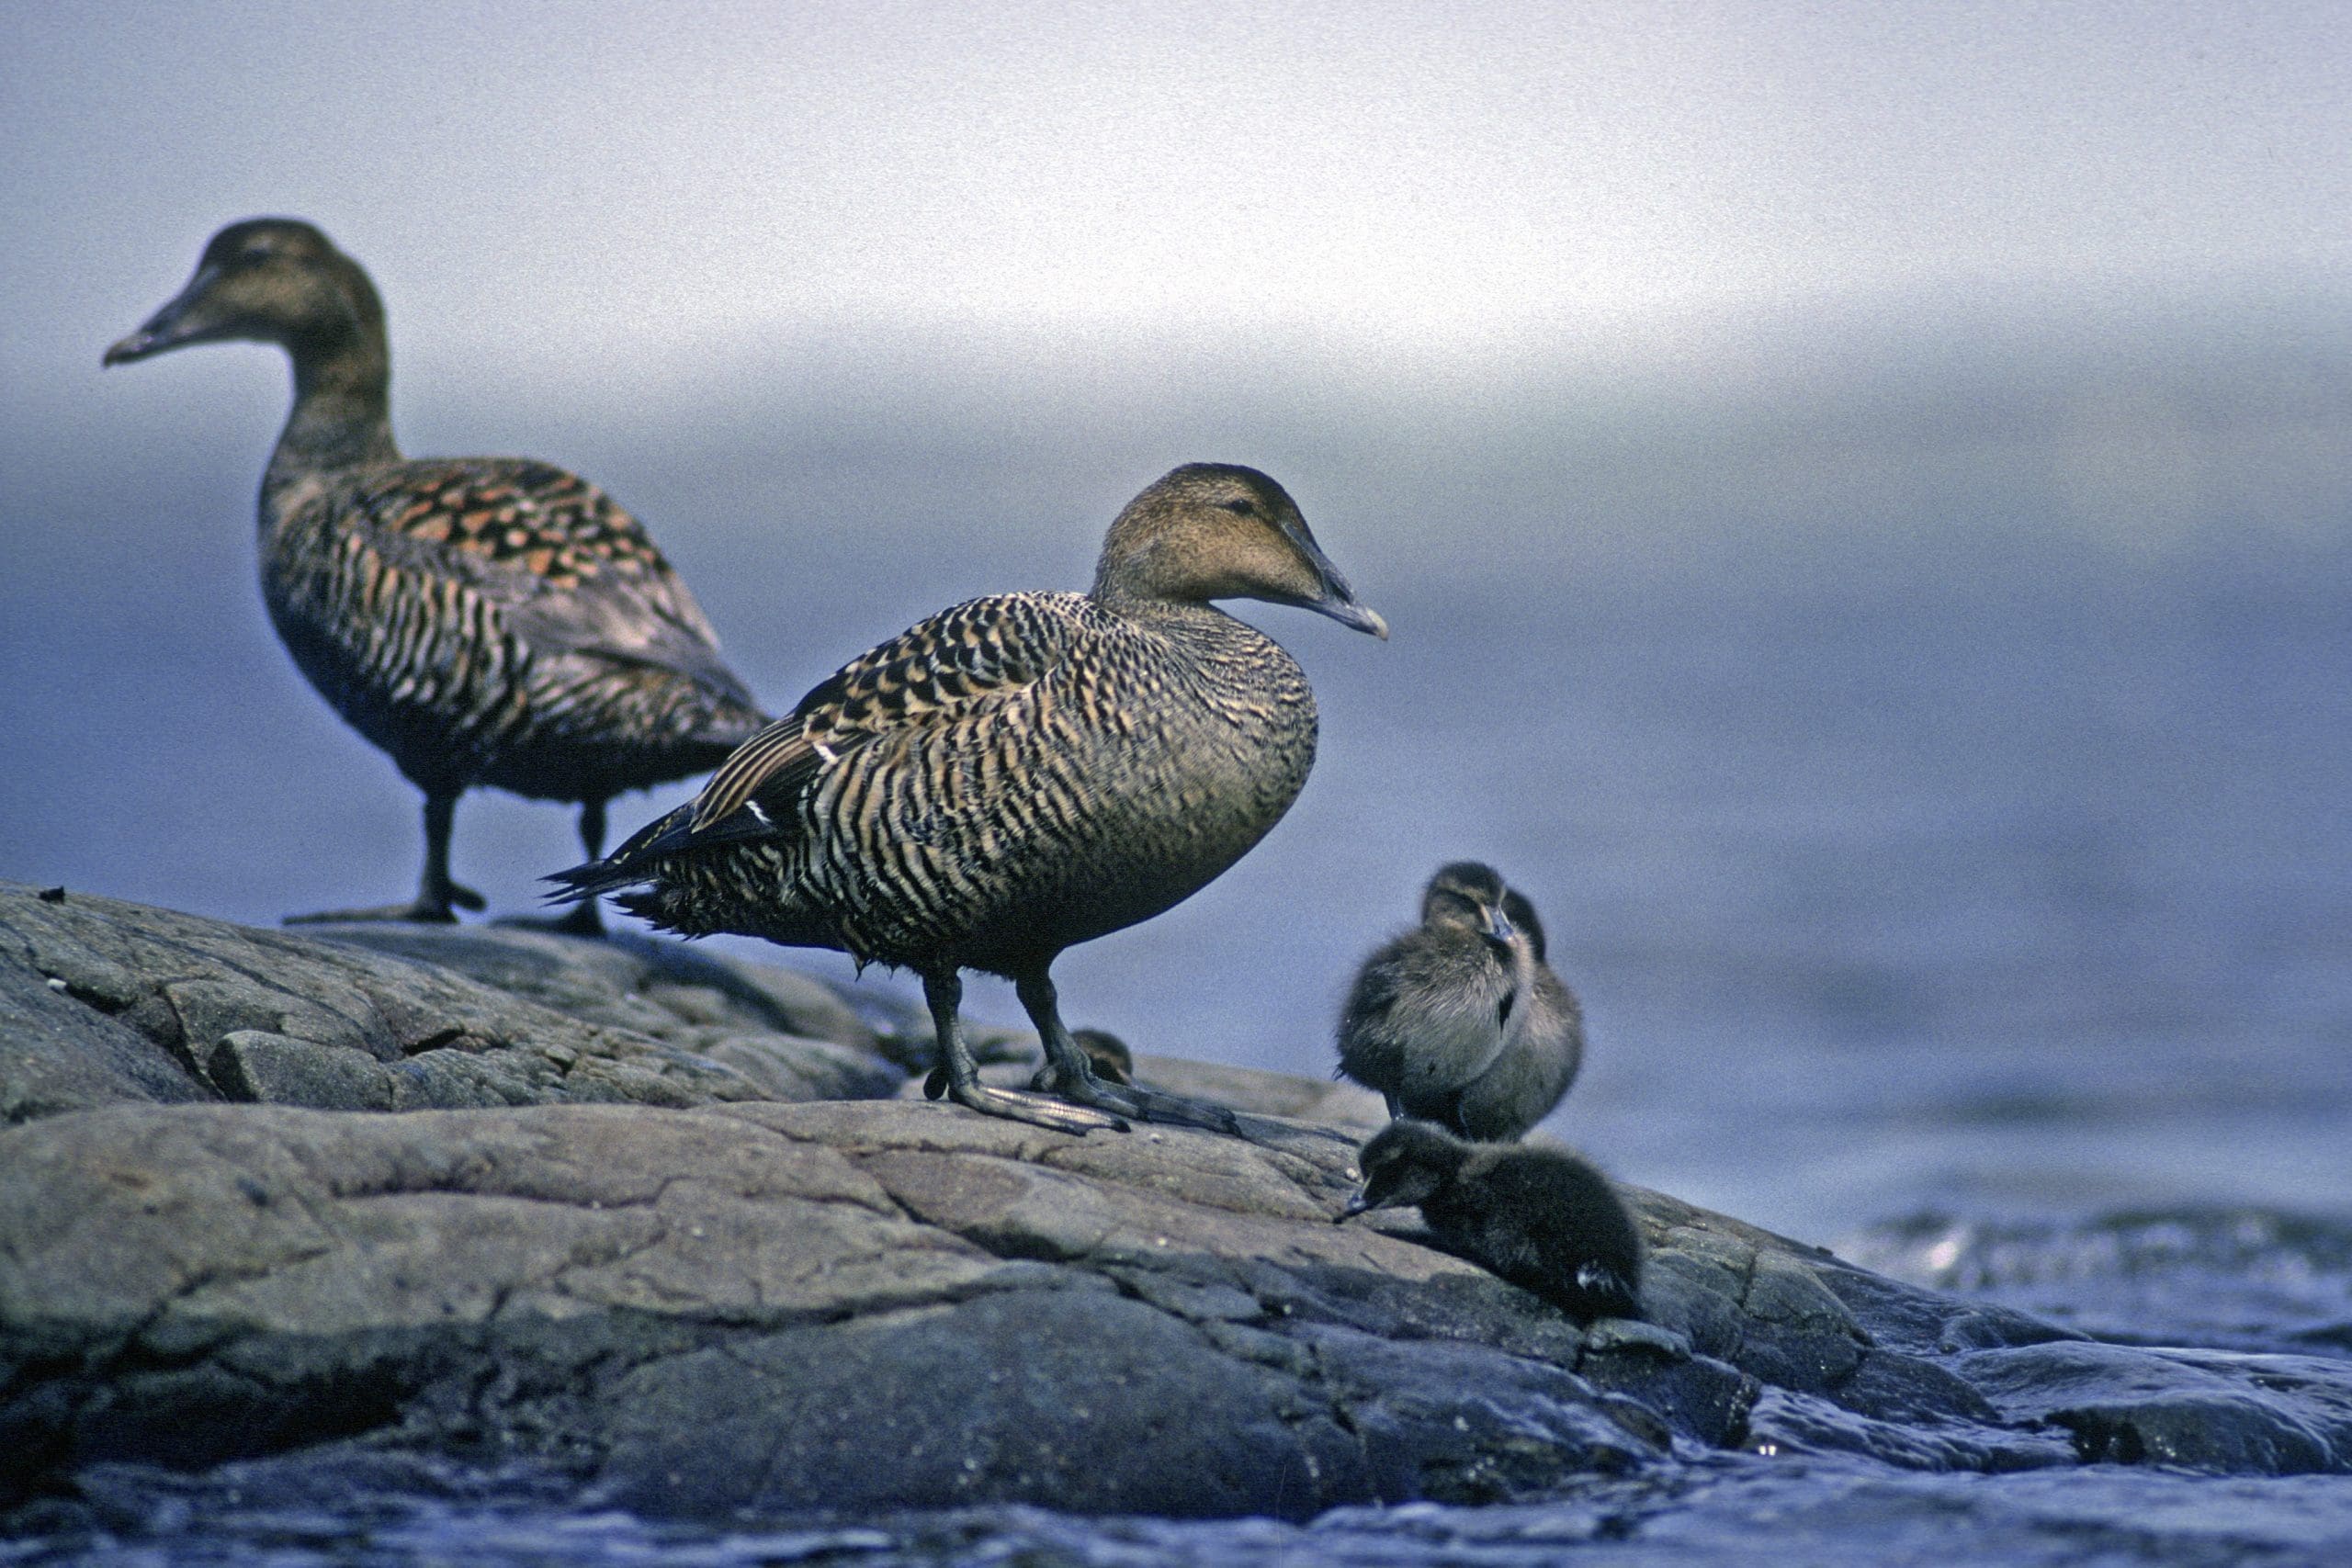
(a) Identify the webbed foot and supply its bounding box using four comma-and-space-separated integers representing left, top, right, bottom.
944, 1076, 1130, 1135
1028, 1061, 1240, 1136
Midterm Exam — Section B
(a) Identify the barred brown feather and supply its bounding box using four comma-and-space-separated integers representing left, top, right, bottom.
264, 453, 759, 802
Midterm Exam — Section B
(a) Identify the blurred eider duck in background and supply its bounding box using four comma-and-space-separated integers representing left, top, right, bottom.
104, 219, 766, 931
1337, 862, 1584, 1140
551, 463, 1386, 1135
1339, 1119, 1643, 1322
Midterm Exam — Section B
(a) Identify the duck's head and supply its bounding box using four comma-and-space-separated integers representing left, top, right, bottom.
1091, 464, 1387, 638
1337, 1119, 1465, 1220
1421, 861, 1519, 951
105, 218, 383, 367
1071, 1027, 1135, 1087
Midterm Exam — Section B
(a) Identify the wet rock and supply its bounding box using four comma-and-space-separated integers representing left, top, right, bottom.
6, 886, 2352, 1524
7, 1081, 2347, 1523
1961, 1340, 2352, 1473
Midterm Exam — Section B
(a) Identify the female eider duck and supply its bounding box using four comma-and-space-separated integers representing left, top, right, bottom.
552, 463, 1386, 1135
1339, 1119, 1642, 1322
1337, 862, 1584, 1140
104, 218, 765, 931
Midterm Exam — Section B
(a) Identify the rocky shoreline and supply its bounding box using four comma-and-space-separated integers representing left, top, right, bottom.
4, 880, 2349, 1529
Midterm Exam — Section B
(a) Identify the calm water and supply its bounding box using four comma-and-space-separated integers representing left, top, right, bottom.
5, 396, 2350, 1560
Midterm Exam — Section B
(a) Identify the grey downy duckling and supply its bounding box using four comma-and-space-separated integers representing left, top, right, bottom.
550, 463, 1386, 1136
1338, 1118, 1642, 1321
105, 218, 766, 931
1337, 862, 1583, 1140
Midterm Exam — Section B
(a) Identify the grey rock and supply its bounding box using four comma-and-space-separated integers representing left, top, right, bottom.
6, 886, 2351, 1522
0, 951, 208, 1121
205, 1029, 394, 1108
0, 883, 902, 1120
602, 1288, 1365, 1518
1960, 1339, 2352, 1473
5, 1084, 2349, 1522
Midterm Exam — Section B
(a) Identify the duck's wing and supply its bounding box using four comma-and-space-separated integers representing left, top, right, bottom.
551, 593, 1083, 904
687, 592, 1083, 836
345, 457, 755, 706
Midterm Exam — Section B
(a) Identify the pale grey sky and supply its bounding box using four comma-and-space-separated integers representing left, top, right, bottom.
6, 0, 2347, 409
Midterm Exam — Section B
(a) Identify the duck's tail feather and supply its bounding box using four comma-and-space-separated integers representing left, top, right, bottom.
544, 801, 692, 904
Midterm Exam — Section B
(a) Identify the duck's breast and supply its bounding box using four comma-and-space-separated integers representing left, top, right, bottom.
821, 607, 1321, 970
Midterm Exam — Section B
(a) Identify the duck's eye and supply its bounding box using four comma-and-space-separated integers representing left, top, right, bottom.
1218, 497, 1257, 516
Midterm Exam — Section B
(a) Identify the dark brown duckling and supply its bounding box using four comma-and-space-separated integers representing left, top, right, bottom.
1070, 1028, 1135, 1087
551, 463, 1385, 1136
1338, 1119, 1642, 1321
1336, 863, 1584, 1140
105, 218, 766, 931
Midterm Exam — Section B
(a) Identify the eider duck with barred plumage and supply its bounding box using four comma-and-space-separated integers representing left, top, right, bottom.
553, 463, 1386, 1135
106, 218, 766, 931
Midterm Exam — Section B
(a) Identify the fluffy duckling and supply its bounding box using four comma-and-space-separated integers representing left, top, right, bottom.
105, 219, 765, 931
551, 463, 1385, 1135
1338, 1119, 1642, 1321
1337, 863, 1583, 1140
1071, 1028, 1135, 1087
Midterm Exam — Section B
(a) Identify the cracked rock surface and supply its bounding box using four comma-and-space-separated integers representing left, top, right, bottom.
5, 885, 2352, 1523
0, 882, 904, 1118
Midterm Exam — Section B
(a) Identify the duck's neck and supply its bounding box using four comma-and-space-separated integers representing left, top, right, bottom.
1092, 585, 1242, 637
1092, 580, 1173, 615
265, 330, 399, 491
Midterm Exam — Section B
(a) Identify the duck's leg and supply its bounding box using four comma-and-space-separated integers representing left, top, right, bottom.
287, 789, 488, 924
925, 968, 1125, 1135
1016, 970, 1239, 1136
548, 798, 609, 933
501, 797, 609, 936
